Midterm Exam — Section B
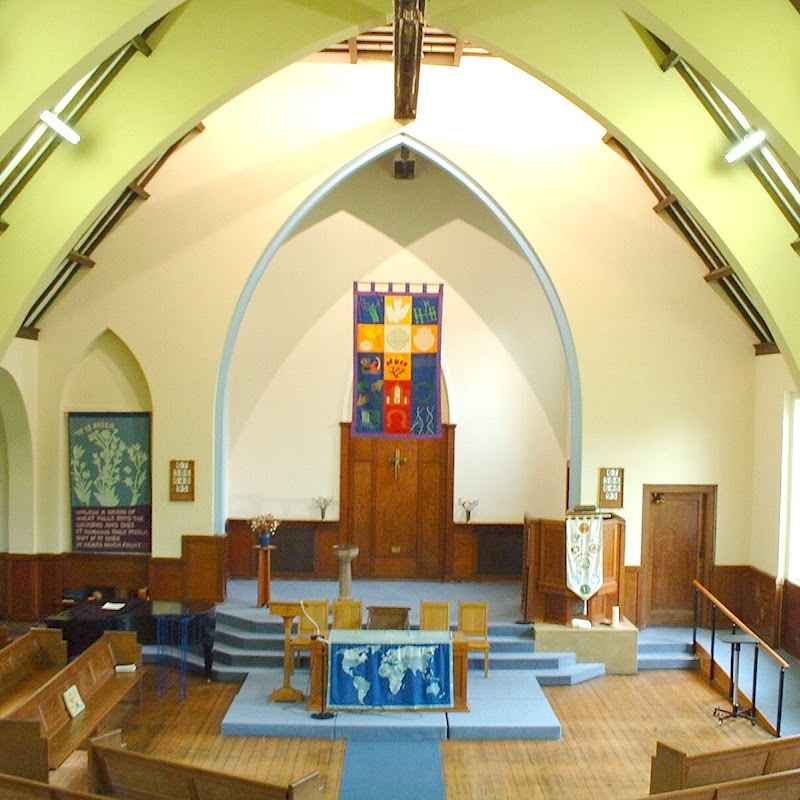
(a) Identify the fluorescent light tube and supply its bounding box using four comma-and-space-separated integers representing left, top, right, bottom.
725, 130, 766, 163
39, 110, 81, 144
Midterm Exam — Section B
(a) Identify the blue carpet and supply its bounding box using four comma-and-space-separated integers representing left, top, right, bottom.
340, 740, 444, 800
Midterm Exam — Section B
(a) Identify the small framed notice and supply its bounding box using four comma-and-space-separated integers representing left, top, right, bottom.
170, 460, 195, 502
598, 467, 624, 508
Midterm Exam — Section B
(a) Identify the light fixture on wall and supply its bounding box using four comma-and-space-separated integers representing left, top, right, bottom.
724, 129, 766, 163
39, 110, 81, 145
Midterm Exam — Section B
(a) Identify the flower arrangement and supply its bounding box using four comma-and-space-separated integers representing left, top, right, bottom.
312, 496, 333, 520
250, 514, 280, 546
458, 497, 479, 523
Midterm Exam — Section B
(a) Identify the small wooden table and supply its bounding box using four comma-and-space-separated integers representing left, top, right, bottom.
256, 545, 275, 607
268, 601, 304, 703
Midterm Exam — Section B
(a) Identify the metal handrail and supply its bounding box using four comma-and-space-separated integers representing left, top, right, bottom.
692, 580, 788, 736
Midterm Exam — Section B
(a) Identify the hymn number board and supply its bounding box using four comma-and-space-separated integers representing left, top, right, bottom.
598, 467, 624, 508
170, 460, 195, 502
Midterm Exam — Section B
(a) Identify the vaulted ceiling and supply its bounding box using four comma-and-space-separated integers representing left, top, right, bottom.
2, 1, 799, 381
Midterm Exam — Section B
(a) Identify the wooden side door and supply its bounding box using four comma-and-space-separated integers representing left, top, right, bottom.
641, 485, 716, 627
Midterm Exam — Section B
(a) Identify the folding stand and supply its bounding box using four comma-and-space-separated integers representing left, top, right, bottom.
713, 630, 759, 725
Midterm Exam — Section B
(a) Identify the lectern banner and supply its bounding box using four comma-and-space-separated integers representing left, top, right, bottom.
353, 282, 443, 438
327, 629, 453, 710
566, 515, 603, 603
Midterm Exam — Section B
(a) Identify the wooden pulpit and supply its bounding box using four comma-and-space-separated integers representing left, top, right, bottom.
520, 514, 625, 625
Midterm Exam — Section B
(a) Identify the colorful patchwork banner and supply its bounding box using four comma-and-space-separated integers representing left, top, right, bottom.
353, 282, 443, 437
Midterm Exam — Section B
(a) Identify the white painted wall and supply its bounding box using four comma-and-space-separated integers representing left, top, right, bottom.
0, 56, 780, 568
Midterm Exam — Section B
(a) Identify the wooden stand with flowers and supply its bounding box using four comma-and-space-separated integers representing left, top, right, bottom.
251, 514, 280, 608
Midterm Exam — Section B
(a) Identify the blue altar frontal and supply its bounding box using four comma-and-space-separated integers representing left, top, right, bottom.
327, 629, 454, 710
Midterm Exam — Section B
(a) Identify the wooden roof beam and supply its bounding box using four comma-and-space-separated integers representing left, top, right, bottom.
394, 0, 426, 121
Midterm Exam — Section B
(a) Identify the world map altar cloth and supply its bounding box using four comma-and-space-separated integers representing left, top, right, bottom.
326, 629, 453, 710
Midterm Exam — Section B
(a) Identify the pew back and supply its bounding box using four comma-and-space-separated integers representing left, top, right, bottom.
640, 767, 800, 799
88, 737, 321, 800
0, 771, 109, 800
651, 736, 800, 793
0, 627, 68, 717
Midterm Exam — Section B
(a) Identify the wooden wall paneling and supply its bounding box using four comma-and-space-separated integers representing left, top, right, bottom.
352, 459, 373, 576
37, 554, 62, 618
623, 565, 641, 628
711, 565, 748, 621
182, 535, 226, 602
475, 524, 523, 578
0, 553, 7, 619
148, 558, 183, 601
6, 555, 39, 621
225, 518, 257, 578
742, 566, 781, 647
781, 580, 800, 659
418, 458, 444, 578
315, 523, 339, 578
451, 529, 477, 580
338, 422, 352, 546
443, 424, 456, 581
61, 553, 149, 600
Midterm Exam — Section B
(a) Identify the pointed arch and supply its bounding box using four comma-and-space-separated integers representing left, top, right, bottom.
214, 132, 582, 531
64, 329, 152, 411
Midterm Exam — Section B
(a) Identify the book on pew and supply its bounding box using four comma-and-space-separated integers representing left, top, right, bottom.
115, 663, 137, 673
63, 684, 85, 718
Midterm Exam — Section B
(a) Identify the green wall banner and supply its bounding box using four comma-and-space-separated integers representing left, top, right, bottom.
68, 412, 151, 553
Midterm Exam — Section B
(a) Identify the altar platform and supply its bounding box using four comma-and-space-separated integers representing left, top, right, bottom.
216, 577, 563, 741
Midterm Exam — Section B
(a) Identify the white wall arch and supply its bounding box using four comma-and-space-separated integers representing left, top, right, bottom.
0, 368, 34, 553
214, 131, 583, 532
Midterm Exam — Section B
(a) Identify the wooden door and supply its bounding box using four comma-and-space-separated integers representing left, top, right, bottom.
340, 424, 452, 579
641, 485, 715, 627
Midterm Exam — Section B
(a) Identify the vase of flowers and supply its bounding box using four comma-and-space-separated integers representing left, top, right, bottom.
250, 513, 280, 547
458, 497, 479, 523
312, 496, 333, 521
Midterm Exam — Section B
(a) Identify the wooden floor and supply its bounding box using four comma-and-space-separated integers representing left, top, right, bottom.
51, 665, 771, 800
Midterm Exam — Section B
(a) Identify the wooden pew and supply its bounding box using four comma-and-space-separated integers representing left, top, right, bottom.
650, 736, 800, 793
635, 767, 800, 798
0, 627, 68, 718
0, 772, 109, 800
87, 731, 322, 800
0, 630, 141, 781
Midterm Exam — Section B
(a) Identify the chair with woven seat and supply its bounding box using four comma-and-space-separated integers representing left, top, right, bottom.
289, 599, 329, 667
332, 599, 363, 630
458, 601, 490, 676
419, 601, 450, 631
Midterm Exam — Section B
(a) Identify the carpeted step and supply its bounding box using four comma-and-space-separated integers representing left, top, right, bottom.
532, 661, 606, 685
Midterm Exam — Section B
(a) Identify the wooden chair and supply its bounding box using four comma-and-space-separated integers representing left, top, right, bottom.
458, 601, 490, 676
366, 606, 410, 630
289, 600, 329, 667
419, 601, 450, 631
332, 599, 363, 629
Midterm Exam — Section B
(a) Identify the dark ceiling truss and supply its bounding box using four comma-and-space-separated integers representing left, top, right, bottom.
325, 26, 488, 66
0, 19, 165, 232
652, 38, 800, 246
17, 124, 204, 339
605, 134, 777, 354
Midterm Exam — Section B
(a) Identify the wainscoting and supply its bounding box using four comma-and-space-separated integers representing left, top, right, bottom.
0, 534, 226, 622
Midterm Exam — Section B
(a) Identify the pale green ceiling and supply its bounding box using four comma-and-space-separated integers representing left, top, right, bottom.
1, 0, 799, 382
